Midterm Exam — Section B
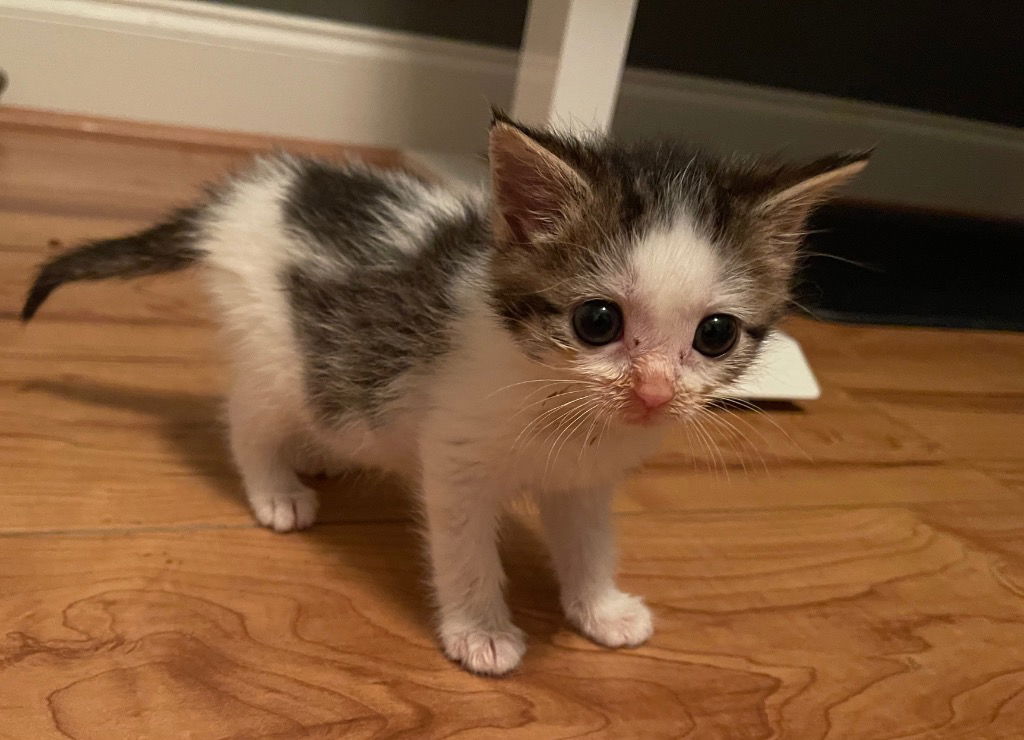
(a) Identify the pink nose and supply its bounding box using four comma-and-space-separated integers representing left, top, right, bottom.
632, 378, 674, 410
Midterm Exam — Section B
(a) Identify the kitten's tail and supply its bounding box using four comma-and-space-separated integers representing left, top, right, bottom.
21, 208, 204, 321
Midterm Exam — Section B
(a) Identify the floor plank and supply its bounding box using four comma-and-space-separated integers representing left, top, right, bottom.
790, 318, 1024, 395
623, 465, 1015, 513
5, 377, 1004, 532
3, 506, 1024, 738
651, 392, 944, 470
853, 389, 1024, 464
2, 110, 1024, 737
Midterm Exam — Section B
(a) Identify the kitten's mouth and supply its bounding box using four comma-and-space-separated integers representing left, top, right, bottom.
621, 397, 704, 426
622, 403, 669, 426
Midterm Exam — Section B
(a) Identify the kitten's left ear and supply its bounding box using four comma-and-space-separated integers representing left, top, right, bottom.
756, 150, 871, 233
488, 119, 590, 244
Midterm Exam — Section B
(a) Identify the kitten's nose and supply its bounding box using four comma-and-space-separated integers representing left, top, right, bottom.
632, 377, 674, 410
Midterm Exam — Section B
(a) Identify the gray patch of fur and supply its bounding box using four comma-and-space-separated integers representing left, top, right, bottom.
281, 162, 487, 424
283, 159, 413, 266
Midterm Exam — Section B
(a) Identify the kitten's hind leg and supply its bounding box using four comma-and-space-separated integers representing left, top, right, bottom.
228, 384, 319, 532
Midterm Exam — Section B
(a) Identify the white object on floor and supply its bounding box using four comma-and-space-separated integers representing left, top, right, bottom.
721, 330, 820, 401
404, 148, 821, 403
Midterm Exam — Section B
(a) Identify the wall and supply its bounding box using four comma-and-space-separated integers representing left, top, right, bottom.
1, 0, 1021, 220
213, 0, 1023, 129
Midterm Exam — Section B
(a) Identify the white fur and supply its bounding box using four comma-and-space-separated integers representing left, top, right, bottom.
566, 215, 760, 419
190, 162, 695, 674
628, 216, 720, 326
380, 180, 469, 256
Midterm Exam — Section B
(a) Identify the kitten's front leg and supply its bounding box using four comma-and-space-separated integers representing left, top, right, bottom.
539, 487, 653, 648
421, 461, 525, 676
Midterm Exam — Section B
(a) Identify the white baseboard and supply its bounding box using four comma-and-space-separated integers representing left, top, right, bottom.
0, 0, 515, 153
2, 0, 1022, 219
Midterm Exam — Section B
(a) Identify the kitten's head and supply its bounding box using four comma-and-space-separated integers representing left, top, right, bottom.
486, 112, 868, 425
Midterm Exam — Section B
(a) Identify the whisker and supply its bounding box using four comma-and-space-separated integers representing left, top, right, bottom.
800, 250, 880, 271
592, 401, 617, 458
723, 398, 812, 462
485, 377, 588, 399
679, 416, 703, 473
696, 406, 770, 475
577, 399, 610, 462
700, 414, 731, 482
694, 407, 748, 475
688, 414, 725, 482
512, 394, 595, 454
714, 405, 780, 470
508, 387, 592, 421
543, 398, 602, 480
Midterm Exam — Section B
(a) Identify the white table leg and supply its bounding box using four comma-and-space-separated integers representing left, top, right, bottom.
511, 0, 638, 132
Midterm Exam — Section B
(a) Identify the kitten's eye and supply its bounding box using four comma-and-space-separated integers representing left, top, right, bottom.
572, 299, 623, 346
693, 314, 739, 357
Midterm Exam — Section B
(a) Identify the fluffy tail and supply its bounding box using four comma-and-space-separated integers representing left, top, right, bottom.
21, 208, 204, 321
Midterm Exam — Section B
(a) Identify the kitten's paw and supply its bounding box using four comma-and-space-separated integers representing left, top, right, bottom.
441, 623, 526, 676
567, 590, 653, 648
249, 484, 319, 532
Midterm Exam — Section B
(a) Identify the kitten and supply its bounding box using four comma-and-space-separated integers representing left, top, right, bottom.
22, 112, 867, 675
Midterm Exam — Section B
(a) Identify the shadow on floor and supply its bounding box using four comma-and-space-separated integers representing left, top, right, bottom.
21, 377, 567, 642
22, 377, 241, 501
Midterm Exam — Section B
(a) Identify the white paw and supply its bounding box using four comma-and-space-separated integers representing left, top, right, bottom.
567, 590, 653, 648
249, 484, 319, 532
441, 623, 526, 676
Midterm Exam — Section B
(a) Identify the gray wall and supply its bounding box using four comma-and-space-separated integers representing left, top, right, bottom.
214, 0, 1021, 129
214, 0, 527, 47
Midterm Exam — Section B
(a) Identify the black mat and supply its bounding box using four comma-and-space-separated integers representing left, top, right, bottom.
795, 203, 1024, 332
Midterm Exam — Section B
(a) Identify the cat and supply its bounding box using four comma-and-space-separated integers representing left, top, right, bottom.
22, 112, 868, 675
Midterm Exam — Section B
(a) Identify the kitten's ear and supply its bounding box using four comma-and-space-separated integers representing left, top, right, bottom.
488, 120, 590, 243
756, 150, 871, 234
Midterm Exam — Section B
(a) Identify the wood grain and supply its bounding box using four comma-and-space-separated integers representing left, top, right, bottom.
2, 113, 1024, 738
0, 106, 402, 163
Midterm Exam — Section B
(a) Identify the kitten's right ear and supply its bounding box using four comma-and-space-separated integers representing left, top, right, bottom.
488, 119, 590, 244
754, 150, 871, 237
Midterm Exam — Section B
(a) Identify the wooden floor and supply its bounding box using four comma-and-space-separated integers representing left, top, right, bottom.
2, 111, 1024, 739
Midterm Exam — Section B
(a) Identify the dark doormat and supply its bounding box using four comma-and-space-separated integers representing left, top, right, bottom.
796, 202, 1024, 332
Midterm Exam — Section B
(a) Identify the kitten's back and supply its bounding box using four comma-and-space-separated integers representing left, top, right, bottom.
201, 155, 472, 274
22, 153, 489, 428
202, 155, 490, 425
